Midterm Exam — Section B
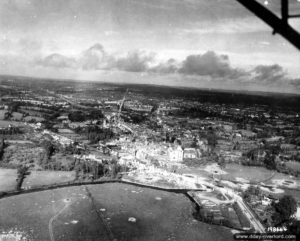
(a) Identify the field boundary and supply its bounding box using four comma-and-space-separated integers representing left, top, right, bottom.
0, 177, 252, 233
0, 179, 206, 200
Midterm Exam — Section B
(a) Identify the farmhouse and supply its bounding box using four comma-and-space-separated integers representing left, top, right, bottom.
168, 145, 183, 162
183, 148, 199, 159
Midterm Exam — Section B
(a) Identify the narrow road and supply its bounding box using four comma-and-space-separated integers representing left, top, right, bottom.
260, 172, 276, 183
234, 195, 265, 233
84, 186, 115, 241
48, 201, 71, 241
197, 185, 265, 233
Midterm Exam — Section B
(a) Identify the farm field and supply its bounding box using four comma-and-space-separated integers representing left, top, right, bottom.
2, 144, 45, 168
12, 112, 23, 120
285, 161, 300, 172
24, 115, 45, 122
264, 172, 299, 187
178, 163, 294, 184
221, 164, 274, 183
0, 183, 234, 241
0, 120, 25, 127
23, 170, 76, 189
221, 164, 300, 187
86, 183, 234, 241
0, 186, 110, 241
177, 166, 211, 180
0, 168, 17, 192
0, 110, 7, 120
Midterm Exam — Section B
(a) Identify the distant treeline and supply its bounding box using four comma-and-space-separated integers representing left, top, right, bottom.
111, 84, 300, 111
1, 75, 299, 111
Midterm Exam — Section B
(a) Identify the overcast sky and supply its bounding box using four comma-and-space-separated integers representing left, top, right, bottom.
0, 0, 300, 93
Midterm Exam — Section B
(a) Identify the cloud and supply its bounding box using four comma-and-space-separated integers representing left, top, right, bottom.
37, 53, 77, 68
149, 51, 247, 79
252, 64, 287, 83
79, 43, 110, 70
149, 58, 179, 74
38, 44, 155, 73
2, 42, 298, 94
289, 78, 300, 88
37, 43, 294, 91
82, 48, 155, 72
38, 46, 246, 79
111, 50, 155, 72
179, 51, 243, 78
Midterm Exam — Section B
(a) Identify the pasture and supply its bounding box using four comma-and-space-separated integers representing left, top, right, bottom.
221, 164, 275, 183
24, 115, 45, 122
0, 186, 110, 241
12, 112, 23, 121
222, 164, 300, 187
2, 144, 45, 168
23, 171, 76, 189
285, 161, 300, 172
0, 110, 7, 120
0, 168, 17, 192
0, 183, 234, 241
0, 120, 25, 128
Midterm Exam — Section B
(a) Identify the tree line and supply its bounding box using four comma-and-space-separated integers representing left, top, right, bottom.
75, 125, 115, 144
0, 138, 5, 160
68, 110, 104, 122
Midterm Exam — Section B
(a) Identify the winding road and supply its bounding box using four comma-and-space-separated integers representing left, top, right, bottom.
48, 200, 72, 241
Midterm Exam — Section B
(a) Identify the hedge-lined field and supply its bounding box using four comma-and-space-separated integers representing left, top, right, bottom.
0, 183, 234, 241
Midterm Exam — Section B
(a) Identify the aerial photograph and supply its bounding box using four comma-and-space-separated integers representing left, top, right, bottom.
0, 0, 300, 240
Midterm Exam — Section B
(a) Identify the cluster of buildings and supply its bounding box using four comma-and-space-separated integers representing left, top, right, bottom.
43, 130, 74, 146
